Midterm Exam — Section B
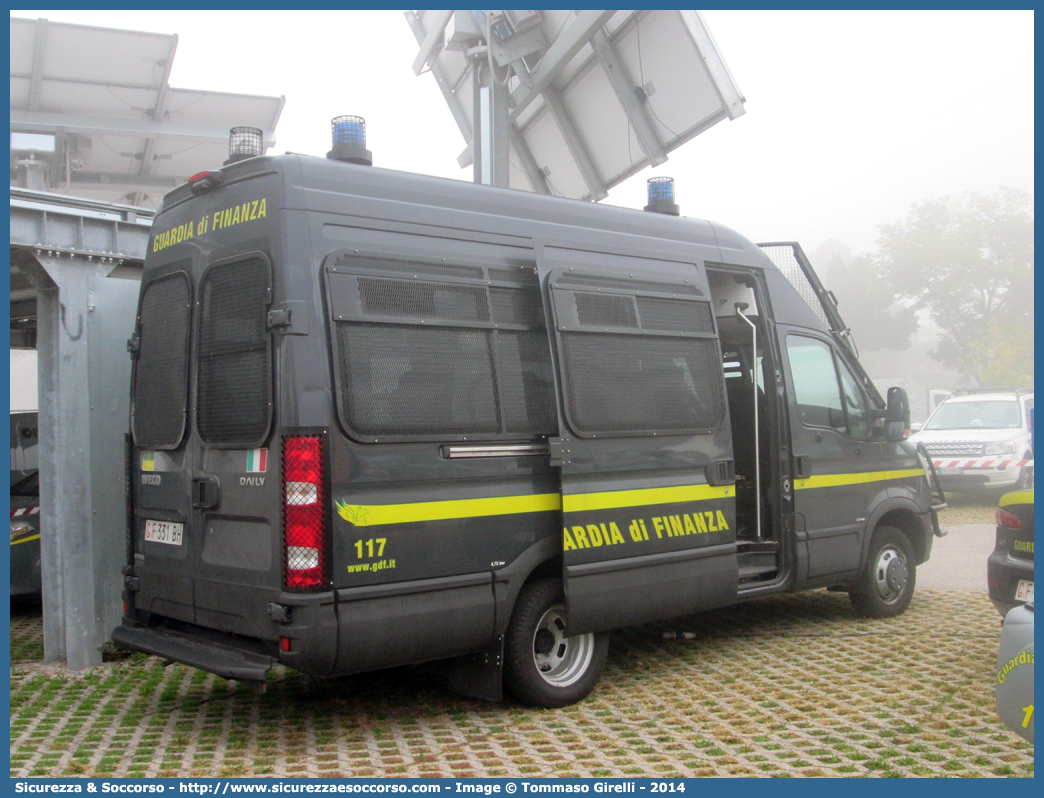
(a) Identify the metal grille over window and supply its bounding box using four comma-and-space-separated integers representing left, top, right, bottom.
549, 270, 724, 436
636, 296, 714, 333
197, 257, 272, 446
334, 252, 484, 281
758, 244, 831, 329
327, 252, 557, 441
556, 271, 702, 296
575, 292, 639, 328
132, 272, 191, 449
337, 323, 501, 436
562, 333, 723, 433
358, 277, 490, 322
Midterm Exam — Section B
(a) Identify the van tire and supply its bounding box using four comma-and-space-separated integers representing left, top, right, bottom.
503, 579, 609, 708
849, 526, 916, 618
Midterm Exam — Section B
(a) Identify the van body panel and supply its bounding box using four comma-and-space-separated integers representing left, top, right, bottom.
334, 572, 495, 674
564, 543, 737, 634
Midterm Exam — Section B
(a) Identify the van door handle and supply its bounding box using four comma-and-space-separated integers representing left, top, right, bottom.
795, 456, 812, 480
192, 476, 221, 509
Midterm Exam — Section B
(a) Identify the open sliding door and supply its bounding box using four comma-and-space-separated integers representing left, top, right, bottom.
535, 243, 738, 634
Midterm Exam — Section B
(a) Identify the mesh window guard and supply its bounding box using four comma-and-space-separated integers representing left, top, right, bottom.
132, 272, 191, 449
197, 257, 272, 446
327, 253, 557, 441
758, 244, 832, 328
549, 269, 724, 437
561, 333, 723, 434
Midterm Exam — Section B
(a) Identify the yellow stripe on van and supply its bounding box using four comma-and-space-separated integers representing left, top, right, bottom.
335, 493, 561, 527
563, 483, 731, 513
794, 468, 925, 491
1000, 490, 1034, 508
10, 534, 41, 547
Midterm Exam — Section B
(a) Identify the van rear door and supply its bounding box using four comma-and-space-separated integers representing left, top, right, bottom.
131, 263, 195, 623
188, 253, 280, 635
131, 241, 282, 640
535, 244, 738, 634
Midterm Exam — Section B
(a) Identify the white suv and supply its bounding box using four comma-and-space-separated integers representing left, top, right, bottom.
909, 388, 1034, 491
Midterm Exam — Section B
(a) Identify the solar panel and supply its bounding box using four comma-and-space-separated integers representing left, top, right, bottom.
406, 10, 745, 201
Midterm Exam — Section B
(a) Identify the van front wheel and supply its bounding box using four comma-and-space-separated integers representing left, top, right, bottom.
849, 526, 916, 618
503, 579, 609, 708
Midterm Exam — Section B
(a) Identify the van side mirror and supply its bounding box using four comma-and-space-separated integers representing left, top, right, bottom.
884, 386, 910, 442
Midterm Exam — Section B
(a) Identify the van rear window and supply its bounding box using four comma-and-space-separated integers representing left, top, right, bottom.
327, 254, 556, 441
131, 271, 191, 450
196, 256, 273, 447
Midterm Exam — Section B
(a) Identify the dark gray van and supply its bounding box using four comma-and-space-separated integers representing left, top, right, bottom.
113, 140, 944, 707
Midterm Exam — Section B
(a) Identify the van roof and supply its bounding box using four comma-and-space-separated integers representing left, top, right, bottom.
160, 153, 769, 270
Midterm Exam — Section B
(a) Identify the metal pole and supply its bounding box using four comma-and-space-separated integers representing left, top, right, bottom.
736, 304, 761, 541
469, 45, 511, 188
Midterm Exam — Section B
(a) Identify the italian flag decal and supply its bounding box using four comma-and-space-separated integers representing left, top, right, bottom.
246, 448, 268, 473
142, 451, 155, 471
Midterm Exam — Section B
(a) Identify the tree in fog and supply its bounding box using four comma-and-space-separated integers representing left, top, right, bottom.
813, 239, 918, 352
874, 187, 1034, 385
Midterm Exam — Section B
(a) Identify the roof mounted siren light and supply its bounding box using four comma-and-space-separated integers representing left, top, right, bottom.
644, 176, 680, 216
224, 126, 264, 165
327, 115, 372, 166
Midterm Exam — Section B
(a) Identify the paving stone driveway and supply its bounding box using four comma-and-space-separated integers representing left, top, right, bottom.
10, 586, 1032, 778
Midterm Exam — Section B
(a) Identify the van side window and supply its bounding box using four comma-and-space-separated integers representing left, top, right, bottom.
836, 359, 870, 438
131, 270, 191, 449
787, 335, 871, 438
787, 336, 845, 432
548, 270, 724, 436
327, 253, 557, 441
196, 255, 273, 447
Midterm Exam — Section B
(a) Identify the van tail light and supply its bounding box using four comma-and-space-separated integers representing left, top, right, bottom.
996, 508, 1022, 530
187, 170, 225, 194
282, 435, 327, 589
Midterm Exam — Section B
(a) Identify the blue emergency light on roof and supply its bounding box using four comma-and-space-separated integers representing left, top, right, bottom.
327, 115, 372, 166
225, 126, 263, 165
333, 116, 365, 145
644, 176, 680, 216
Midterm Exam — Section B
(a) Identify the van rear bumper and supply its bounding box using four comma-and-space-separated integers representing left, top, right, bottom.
112, 623, 276, 683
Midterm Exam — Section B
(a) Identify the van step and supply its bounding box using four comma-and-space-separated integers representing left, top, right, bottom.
738, 564, 778, 582
737, 550, 777, 570
112, 624, 275, 684
736, 540, 778, 553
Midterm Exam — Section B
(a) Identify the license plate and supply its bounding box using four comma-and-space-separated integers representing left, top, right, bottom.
937, 467, 963, 475
144, 520, 183, 546
1015, 579, 1034, 602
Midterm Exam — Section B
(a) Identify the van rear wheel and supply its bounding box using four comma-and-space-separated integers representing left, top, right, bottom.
503, 579, 609, 708
849, 526, 916, 618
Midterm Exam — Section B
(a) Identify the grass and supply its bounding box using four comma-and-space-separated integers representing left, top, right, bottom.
9, 588, 1034, 778
936, 491, 1002, 525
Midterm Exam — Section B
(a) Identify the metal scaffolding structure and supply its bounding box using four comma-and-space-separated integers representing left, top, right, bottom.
11, 188, 153, 669
9, 16, 287, 671
10, 16, 284, 209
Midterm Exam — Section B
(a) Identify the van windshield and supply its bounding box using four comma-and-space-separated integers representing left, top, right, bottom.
924, 400, 1021, 430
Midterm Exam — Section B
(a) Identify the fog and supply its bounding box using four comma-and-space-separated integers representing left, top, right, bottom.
13, 9, 1032, 252
12, 9, 1034, 408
